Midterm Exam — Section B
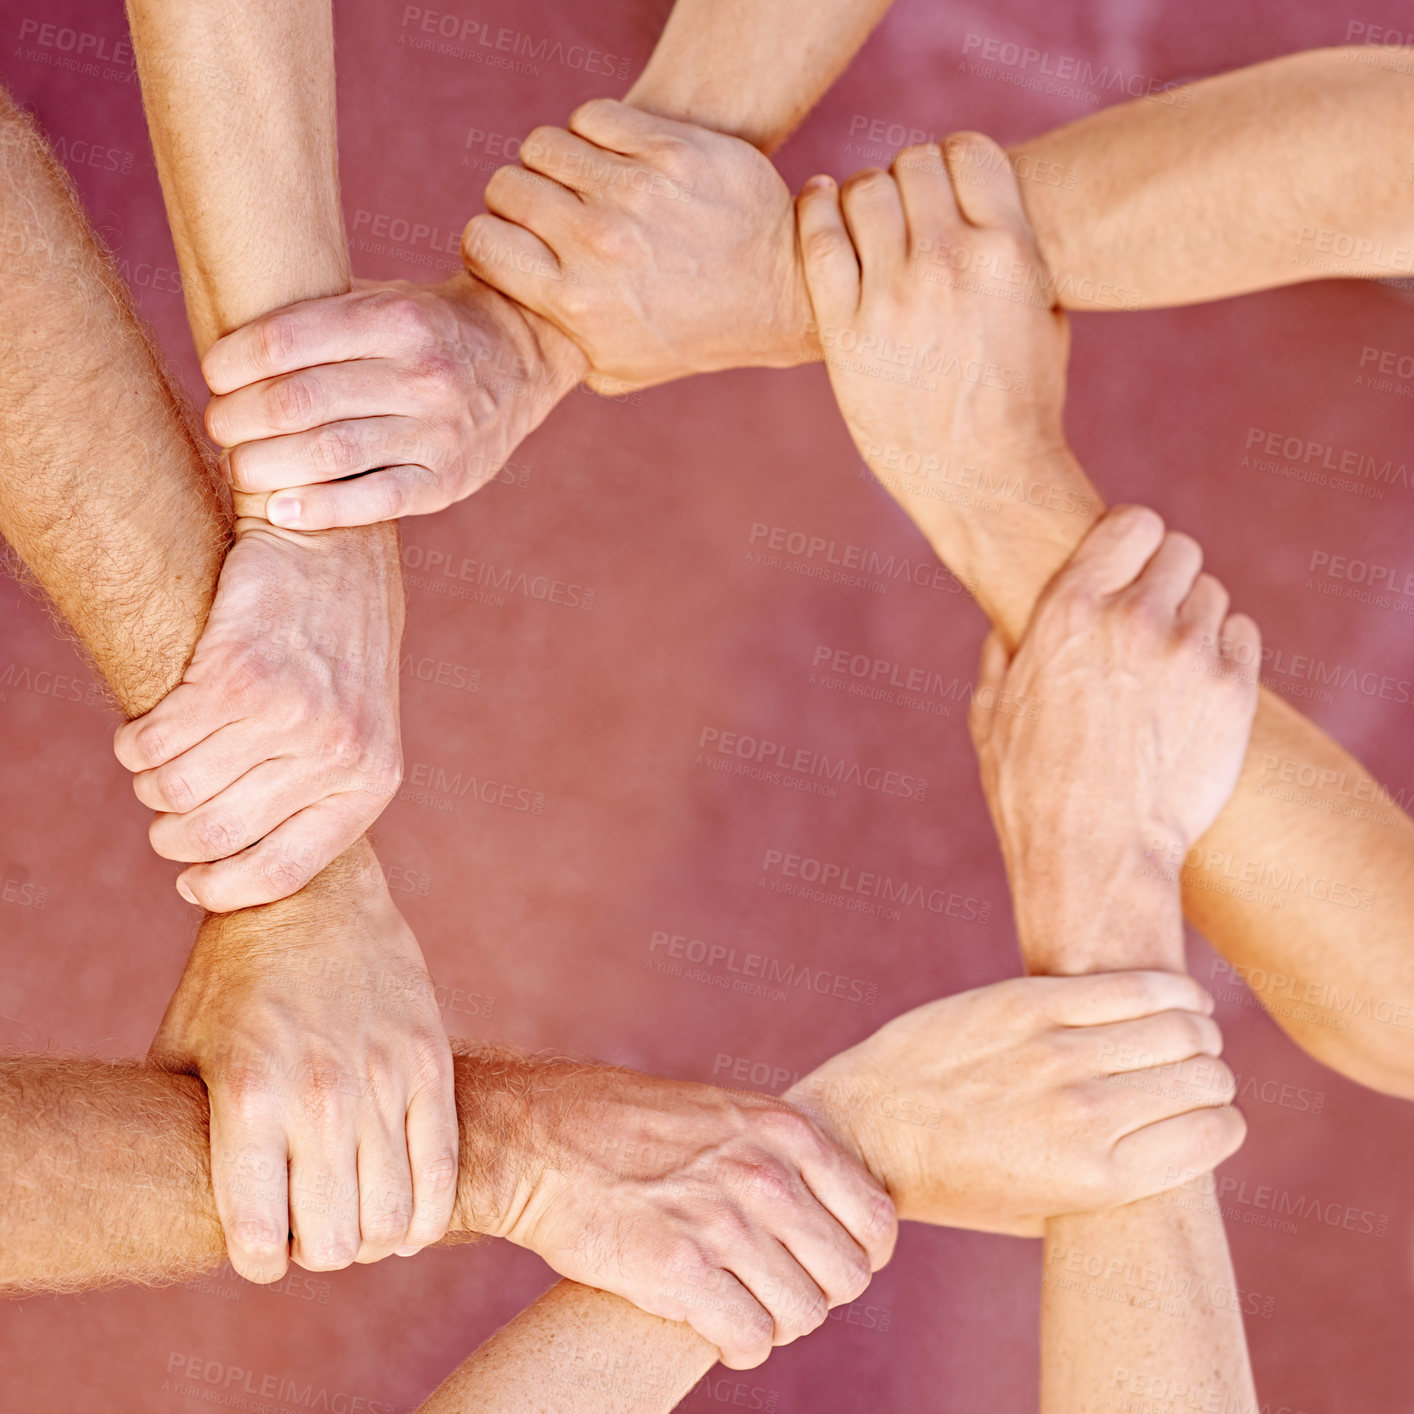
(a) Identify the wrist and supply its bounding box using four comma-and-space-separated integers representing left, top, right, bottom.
448, 1046, 539, 1238
1008, 833, 1186, 975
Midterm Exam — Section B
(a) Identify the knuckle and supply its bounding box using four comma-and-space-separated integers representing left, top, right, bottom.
298, 1063, 354, 1127
194, 814, 244, 857
361, 1207, 411, 1247
154, 769, 196, 813
1060, 1082, 1104, 1128
269, 374, 319, 426
309, 424, 363, 476
413, 1151, 459, 1205
411, 351, 461, 405
365, 289, 432, 348
259, 852, 316, 900
256, 313, 298, 369
803, 225, 850, 265
232, 1216, 287, 1258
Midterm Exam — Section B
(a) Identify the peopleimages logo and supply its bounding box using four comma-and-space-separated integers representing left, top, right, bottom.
697, 726, 928, 802
760, 848, 991, 923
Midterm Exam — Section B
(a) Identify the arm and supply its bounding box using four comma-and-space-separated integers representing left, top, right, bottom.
0, 77, 458, 1279
1013, 45, 1414, 311
623, 0, 893, 153
463, 46, 1414, 393
119, 0, 404, 912
0, 75, 895, 1364
965, 510, 1261, 1412
200, 0, 893, 525
415, 967, 1241, 1413
793, 137, 1414, 1099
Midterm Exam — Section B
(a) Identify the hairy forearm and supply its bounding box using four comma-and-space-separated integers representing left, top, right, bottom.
413, 1073, 889, 1413
625, 0, 894, 150
0, 92, 227, 714
0, 1046, 531, 1292
1014, 46, 1414, 311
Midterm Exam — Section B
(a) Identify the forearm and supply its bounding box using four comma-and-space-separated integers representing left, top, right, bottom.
1016, 881, 1254, 1411
418, 1283, 714, 1414
1014, 46, 1414, 311
0, 92, 227, 714
866, 432, 1414, 1093
126, 0, 345, 347
625, 0, 893, 151
0, 1045, 530, 1292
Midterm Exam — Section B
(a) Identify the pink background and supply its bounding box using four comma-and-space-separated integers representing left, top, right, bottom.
2, 0, 1412, 1409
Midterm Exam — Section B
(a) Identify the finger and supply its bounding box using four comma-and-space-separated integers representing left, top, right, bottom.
202, 291, 387, 396
1128, 529, 1204, 613
483, 164, 583, 241
176, 792, 382, 913
757, 1196, 872, 1320
797, 177, 861, 325
1177, 571, 1230, 643
520, 124, 628, 195
227, 413, 434, 494
1083, 1008, 1224, 1075
206, 358, 436, 445
1107, 1104, 1248, 1205
787, 1112, 897, 1274
114, 684, 228, 774
1104, 1055, 1240, 1135
289, 1111, 361, 1273
460, 212, 566, 311
728, 1237, 830, 1348
967, 629, 1012, 752
661, 1266, 774, 1374
1219, 611, 1262, 678
1047, 504, 1167, 600
400, 1067, 460, 1253
353, 1121, 415, 1264
133, 720, 274, 816
839, 169, 908, 287
208, 1095, 291, 1284
1040, 970, 1215, 1028
942, 131, 1030, 233
567, 97, 696, 158
891, 142, 964, 258
264, 464, 452, 530
149, 754, 384, 865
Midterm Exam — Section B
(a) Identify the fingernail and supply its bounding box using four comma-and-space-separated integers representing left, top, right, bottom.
268, 496, 302, 527
176, 878, 198, 906
802, 175, 835, 194
395, 1245, 423, 1258
1201, 991, 1216, 1014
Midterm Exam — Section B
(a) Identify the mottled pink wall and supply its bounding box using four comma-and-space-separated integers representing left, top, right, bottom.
1, 0, 1412, 1410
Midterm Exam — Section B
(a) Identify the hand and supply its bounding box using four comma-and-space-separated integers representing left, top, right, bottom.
790, 971, 1243, 1238
113, 520, 403, 912
149, 843, 458, 1280
484, 1061, 896, 1370
199, 275, 587, 527
797, 134, 1069, 472
461, 100, 813, 393
968, 505, 1261, 915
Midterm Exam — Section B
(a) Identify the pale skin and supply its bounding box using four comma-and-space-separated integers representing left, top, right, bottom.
965, 510, 1260, 1412
0, 79, 909, 1366
801, 152, 1266, 1409
197, 43, 1414, 1097
0, 963, 1238, 1377
413, 506, 1263, 1414
787, 133, 1414, 1099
